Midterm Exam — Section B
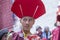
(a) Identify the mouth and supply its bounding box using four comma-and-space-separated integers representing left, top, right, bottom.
25, 26, 30, 29
24, 26, 31, 29
23, 27, 30, 31
24, 25, 29, 27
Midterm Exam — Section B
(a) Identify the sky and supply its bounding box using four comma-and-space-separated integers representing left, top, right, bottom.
12, 0, 60, 34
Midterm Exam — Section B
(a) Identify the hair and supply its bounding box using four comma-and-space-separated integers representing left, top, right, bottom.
36, 27, 42, 31
0, 28, 8, 40
44, 27, 49, 32
0, 32, 8, 40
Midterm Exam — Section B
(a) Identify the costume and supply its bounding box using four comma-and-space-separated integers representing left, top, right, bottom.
52, 26, 60, 40
10, 0, 46, 40
11, 0, 46, 18
52, 9, 60, 40
52, 2, 60, 40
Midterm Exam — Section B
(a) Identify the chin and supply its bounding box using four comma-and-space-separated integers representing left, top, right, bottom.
25, 29, 30, 31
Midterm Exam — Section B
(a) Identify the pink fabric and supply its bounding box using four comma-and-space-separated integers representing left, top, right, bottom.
42, 38, 47, 40
52, 27, 59, 40
26, 35, 40, 40
0, 0, 13, 29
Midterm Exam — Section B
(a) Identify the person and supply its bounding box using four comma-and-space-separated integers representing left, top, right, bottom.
52, 26, 60, 40
42, 27, 51, 40
52, 2, 60, 40
0, 28, 8, 40
7, 0, 46, 40
36, 26, 42, 39
55, 1, 60, 26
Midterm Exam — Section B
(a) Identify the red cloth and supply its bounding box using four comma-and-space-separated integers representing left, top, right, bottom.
42, 38, 47, 40
12, 32, 24, 40
11, 0, 46, 19
56, 10, 60, 22
58, 26, 60, 40
52, 27, 59, 40
57, 15, 60, 22
27, 35, 40, 40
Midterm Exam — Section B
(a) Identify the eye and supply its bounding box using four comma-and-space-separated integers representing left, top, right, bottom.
23, 18, 27, 21
29, 19, 33, 21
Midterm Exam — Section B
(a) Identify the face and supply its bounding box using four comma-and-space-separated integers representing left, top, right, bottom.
45, 28, 49, 32
20, 16, 35, 31
37, 28, 42, 33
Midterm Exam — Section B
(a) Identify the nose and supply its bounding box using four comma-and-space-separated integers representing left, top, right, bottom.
26, 21, 29, 24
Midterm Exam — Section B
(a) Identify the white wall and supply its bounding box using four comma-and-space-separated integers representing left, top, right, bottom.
31, 0, 59, 34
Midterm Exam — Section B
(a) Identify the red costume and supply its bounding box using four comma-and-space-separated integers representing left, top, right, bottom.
11, 0, 46, 19
11, 0, 46, 40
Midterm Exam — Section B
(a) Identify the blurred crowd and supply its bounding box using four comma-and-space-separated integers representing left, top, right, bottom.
0, 26, 55, 40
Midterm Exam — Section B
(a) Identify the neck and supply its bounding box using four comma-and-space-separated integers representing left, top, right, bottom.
23, 30, 31, 37
24, 30, 31, 34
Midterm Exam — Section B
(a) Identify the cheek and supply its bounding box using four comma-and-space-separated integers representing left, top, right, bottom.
29, 22, 34, 26
21, 21, 26, 26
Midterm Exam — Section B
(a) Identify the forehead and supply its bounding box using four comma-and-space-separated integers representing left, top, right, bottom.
21, 16, 34, 20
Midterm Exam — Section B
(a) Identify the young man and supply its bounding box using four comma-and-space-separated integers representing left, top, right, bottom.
7, 0, 46, 40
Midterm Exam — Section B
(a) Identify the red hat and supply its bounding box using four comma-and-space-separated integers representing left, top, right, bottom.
11, 0, 46, 19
